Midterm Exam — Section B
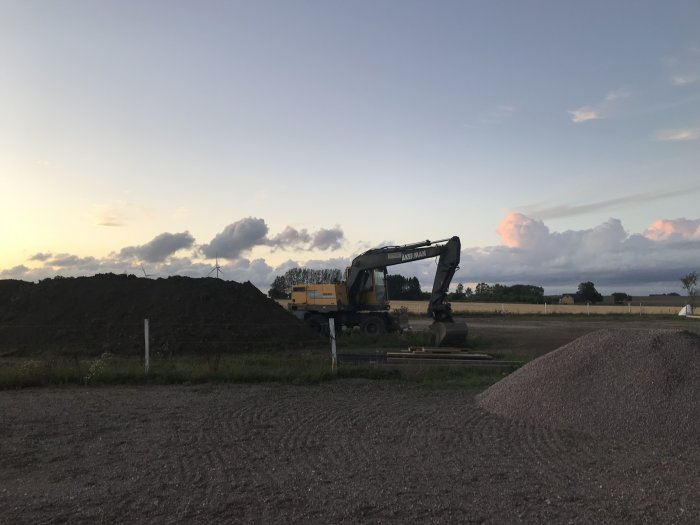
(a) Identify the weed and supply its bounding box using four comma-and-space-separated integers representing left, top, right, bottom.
84, 352, 113, 385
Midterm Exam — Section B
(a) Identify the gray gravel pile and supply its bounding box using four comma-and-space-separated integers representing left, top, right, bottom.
478, 328, 700, 443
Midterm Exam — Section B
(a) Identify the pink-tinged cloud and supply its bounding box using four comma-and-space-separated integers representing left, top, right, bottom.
568, 90, 629, 123
496, 213, 549, 248
644, 219, 700, 241
654, 128, 700, 141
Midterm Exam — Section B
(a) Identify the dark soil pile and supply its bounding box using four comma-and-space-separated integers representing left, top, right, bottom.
478, 328, 700, 443
0, 274, 315, 355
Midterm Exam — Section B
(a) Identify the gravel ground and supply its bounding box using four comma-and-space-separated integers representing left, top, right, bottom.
478, 329, 700, 443
2, 380, 700, 524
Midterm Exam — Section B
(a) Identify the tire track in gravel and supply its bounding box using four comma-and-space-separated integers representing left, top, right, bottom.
448, 401, 601, 487
4, 383, 700, 524
517, 420, 598, 480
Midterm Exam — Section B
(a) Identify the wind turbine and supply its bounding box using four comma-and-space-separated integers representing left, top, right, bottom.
208, 255, 223, 279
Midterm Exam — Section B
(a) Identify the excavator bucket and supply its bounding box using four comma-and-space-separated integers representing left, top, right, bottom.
430, 321, 468, 347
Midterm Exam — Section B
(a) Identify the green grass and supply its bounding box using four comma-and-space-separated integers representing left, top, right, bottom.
0, 326, 522, 389
0, 349, 513, 389
400, 365, 511, 388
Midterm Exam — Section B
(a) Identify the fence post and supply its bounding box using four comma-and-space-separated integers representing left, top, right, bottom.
544, 302, 547, 315
144, 318, 150, 374
329, 318, 337, 373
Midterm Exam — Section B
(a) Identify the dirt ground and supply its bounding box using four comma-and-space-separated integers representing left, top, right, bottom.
3, 317, 700, 523
0, 275, 315, 356
2, 379, 700, 524
442, 316, 700, 358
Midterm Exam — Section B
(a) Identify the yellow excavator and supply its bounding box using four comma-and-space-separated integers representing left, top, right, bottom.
288, 236, 468, 347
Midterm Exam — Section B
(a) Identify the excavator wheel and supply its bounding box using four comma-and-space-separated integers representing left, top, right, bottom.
360, 316, 386, 335
430, 321, 468, 347
306, 314, 330, 336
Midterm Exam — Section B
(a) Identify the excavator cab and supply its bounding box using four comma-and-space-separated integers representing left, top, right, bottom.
358, 268, 388, 308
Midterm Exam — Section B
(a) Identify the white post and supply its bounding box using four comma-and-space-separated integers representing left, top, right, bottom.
144, 318, 150, 374
544, 302, 547, 315
628, 303, 631, 314
329, 318, 337, 373
587, 303, 590, 316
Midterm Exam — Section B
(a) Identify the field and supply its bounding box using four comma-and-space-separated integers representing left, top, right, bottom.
419, 314, 700, 359
2, 315, 700, 523
390, 299, 689, 316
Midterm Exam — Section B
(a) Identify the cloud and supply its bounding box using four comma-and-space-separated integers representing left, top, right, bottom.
454, 214, 699, 294
310, 227, 344, 250
0, 265, 31, 279
201, 217, 269, 259
201, 219, 345, 259
645, 218, 700, 241
119, 231, 196, 262
569, 90, 629, 123
671, 74, 700, 86
7, 215, 699, 296
568, 108, 602, 123
496, 213, 549, 248
664, 45, 700, 86
92, 205, 124, 227
47, 254, 100, 270
654, 128, 700, 141
268, 226, 312, 247
90, 202, 156, 227
518, 183, 700, 220
383, 213, 699, 295
1, 216, 344, 291
268, 225, 345, 251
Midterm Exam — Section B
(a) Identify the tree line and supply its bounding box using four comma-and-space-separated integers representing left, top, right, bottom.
269, 268, 550, 303
269, 268, 700, 304
268, 268, 342, 299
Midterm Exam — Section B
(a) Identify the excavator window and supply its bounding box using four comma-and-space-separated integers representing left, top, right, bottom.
361, 272, 373, 291
373, 269, 387, 303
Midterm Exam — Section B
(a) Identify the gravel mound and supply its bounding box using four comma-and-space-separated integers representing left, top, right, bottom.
478, 328, 700, 443
0, 274, 313, 354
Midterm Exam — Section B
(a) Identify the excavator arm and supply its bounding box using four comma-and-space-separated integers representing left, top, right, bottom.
427, 236, 461, 322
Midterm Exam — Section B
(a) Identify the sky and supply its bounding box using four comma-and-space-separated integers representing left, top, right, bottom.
2, 0, 700, 296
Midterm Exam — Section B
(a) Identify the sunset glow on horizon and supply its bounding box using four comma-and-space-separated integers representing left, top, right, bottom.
2, 1, 699, 295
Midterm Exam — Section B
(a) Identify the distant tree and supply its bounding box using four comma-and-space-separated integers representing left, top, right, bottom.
387, 274, 423, 300
680, 271, 698, 304
450, 283, 466, 301
577, 281, 603, 304
611, 292, 632, 305
268, 275, 289, 299
474, 282, 491, 296
283, 267, 342, 286
268, 267, 343, 298
465, 286, 473, 298
505, 284, 545, 303
467, 282, 543, 303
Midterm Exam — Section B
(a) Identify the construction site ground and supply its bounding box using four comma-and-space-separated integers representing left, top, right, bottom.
426, 315, 700, 359
2, 377, 699, 524
3, 316, 700, 523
